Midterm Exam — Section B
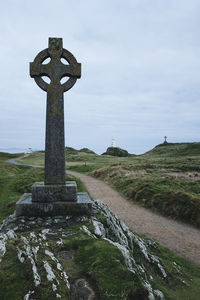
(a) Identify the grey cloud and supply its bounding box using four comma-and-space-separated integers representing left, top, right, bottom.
0, 0, 200, 154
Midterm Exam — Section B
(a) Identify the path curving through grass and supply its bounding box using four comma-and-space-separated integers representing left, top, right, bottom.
67, 170, 200, 266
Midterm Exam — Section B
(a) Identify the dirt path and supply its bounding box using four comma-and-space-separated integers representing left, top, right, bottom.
67, 170, 200, 266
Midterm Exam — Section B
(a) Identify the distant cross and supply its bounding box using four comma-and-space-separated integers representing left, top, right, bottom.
30, 38, 81, 185
164, 136, 167, 143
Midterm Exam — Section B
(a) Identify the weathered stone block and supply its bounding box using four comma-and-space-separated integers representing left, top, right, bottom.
16, 193, 93, 217
32, 181, 77, 203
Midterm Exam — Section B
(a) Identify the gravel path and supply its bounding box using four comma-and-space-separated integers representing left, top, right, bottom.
67, 170, 200, 266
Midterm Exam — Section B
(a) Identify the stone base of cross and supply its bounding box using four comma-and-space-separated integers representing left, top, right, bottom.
16, 38, 93, 217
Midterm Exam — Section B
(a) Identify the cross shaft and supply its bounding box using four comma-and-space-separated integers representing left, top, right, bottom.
30, 38, 81, 185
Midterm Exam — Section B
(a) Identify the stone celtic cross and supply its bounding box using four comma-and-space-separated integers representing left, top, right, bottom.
30, 38, 81, 185
16, 38, 91, 217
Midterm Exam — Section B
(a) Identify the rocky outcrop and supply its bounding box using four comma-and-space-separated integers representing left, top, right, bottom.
0, 200, 188, 299
102, 147, 130, 157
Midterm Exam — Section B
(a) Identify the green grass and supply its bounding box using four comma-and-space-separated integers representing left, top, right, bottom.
17, 151, 45, 166
149, 242, 200, 300
0, 239, 32, 300
0, 152, 22, 161
63, 229, 146, 299
0, 157, 32, 221
0, 232, 71, 300
67, 163, 102, 173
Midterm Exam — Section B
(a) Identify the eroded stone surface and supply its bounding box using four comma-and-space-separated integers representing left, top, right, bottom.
16, 193, 93, 217
72, 279, 96, 300
32, 181, 77, 203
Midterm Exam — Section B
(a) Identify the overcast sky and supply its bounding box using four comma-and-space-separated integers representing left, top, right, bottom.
0, 0, 200, 154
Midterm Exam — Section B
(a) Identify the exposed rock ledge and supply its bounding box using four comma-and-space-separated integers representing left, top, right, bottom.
0, 200, 186, 299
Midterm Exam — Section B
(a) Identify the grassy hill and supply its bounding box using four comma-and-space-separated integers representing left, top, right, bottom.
144, 142, 200, 157
0, 152, 200, 299
66, 147, 96, 155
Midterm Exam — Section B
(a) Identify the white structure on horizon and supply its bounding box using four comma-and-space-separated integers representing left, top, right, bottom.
26, 148, 33, 154
111, 139, 116, 148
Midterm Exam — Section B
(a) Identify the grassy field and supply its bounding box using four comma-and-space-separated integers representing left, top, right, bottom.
19, 143, 200, 228
0, 150, 200, 298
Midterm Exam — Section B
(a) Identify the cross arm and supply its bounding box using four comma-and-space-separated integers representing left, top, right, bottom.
61, 63, 81, 79
30, 62, 48, 78
30, 61, 81, 80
